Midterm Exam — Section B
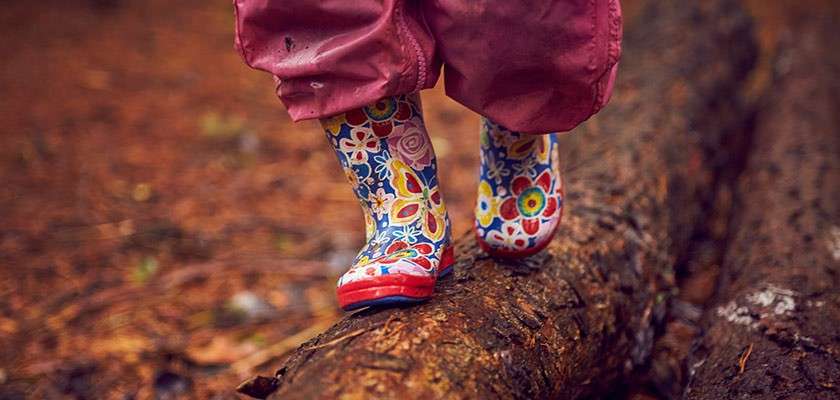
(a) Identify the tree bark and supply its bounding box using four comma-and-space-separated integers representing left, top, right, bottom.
684, 17, 840, 400
237, 1, 758, 398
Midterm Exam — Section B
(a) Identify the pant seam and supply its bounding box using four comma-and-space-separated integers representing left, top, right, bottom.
395, 0, 427, 93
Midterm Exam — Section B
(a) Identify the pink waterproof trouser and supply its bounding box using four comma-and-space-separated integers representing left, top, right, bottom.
234, 0, 622, 133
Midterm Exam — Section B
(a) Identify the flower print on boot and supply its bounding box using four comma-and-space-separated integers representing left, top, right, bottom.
475, 118, 564, 259
322, 94, 453, 311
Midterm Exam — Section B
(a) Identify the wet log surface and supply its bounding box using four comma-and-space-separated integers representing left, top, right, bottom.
237, 1, 758, 398
684, 17, 840, 399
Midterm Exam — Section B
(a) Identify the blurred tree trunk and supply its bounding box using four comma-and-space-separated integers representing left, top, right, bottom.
684, 17, 840, 399
237, 0, 758, 398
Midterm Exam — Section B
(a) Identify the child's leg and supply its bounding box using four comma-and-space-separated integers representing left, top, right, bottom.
423, 0, 622, 133
234, 0, 440, 123
475, 118, 563, 258
321, 94, 452, 311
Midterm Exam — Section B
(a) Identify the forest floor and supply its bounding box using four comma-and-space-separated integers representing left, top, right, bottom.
0, 0, 837, 398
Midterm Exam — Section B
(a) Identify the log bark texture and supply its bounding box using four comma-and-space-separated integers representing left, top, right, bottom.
684, 17, 840, 399
238, 1, 758, 398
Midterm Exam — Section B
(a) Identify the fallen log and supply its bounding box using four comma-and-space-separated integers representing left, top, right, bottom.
684, 17, 840, 399
237, 1, 757, 398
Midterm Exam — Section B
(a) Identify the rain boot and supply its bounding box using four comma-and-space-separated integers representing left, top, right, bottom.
474, 117, 564, 258
321, 94, 453, 311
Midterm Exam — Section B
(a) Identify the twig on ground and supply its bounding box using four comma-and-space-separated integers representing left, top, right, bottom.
738, 343, 753, 374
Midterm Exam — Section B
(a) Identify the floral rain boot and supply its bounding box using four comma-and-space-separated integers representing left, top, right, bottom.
474, 118, 564, 258
321, 94, 453, 311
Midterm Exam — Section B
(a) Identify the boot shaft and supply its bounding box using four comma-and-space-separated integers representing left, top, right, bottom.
321, 94, 451, 270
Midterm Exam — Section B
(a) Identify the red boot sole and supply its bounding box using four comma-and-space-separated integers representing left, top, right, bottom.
337, 246, 454, 311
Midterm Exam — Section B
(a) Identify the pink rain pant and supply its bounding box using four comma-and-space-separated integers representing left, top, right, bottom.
234, 0, 622, 133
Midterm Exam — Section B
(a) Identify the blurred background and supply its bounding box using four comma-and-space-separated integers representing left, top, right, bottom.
1, 0, 838, 398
